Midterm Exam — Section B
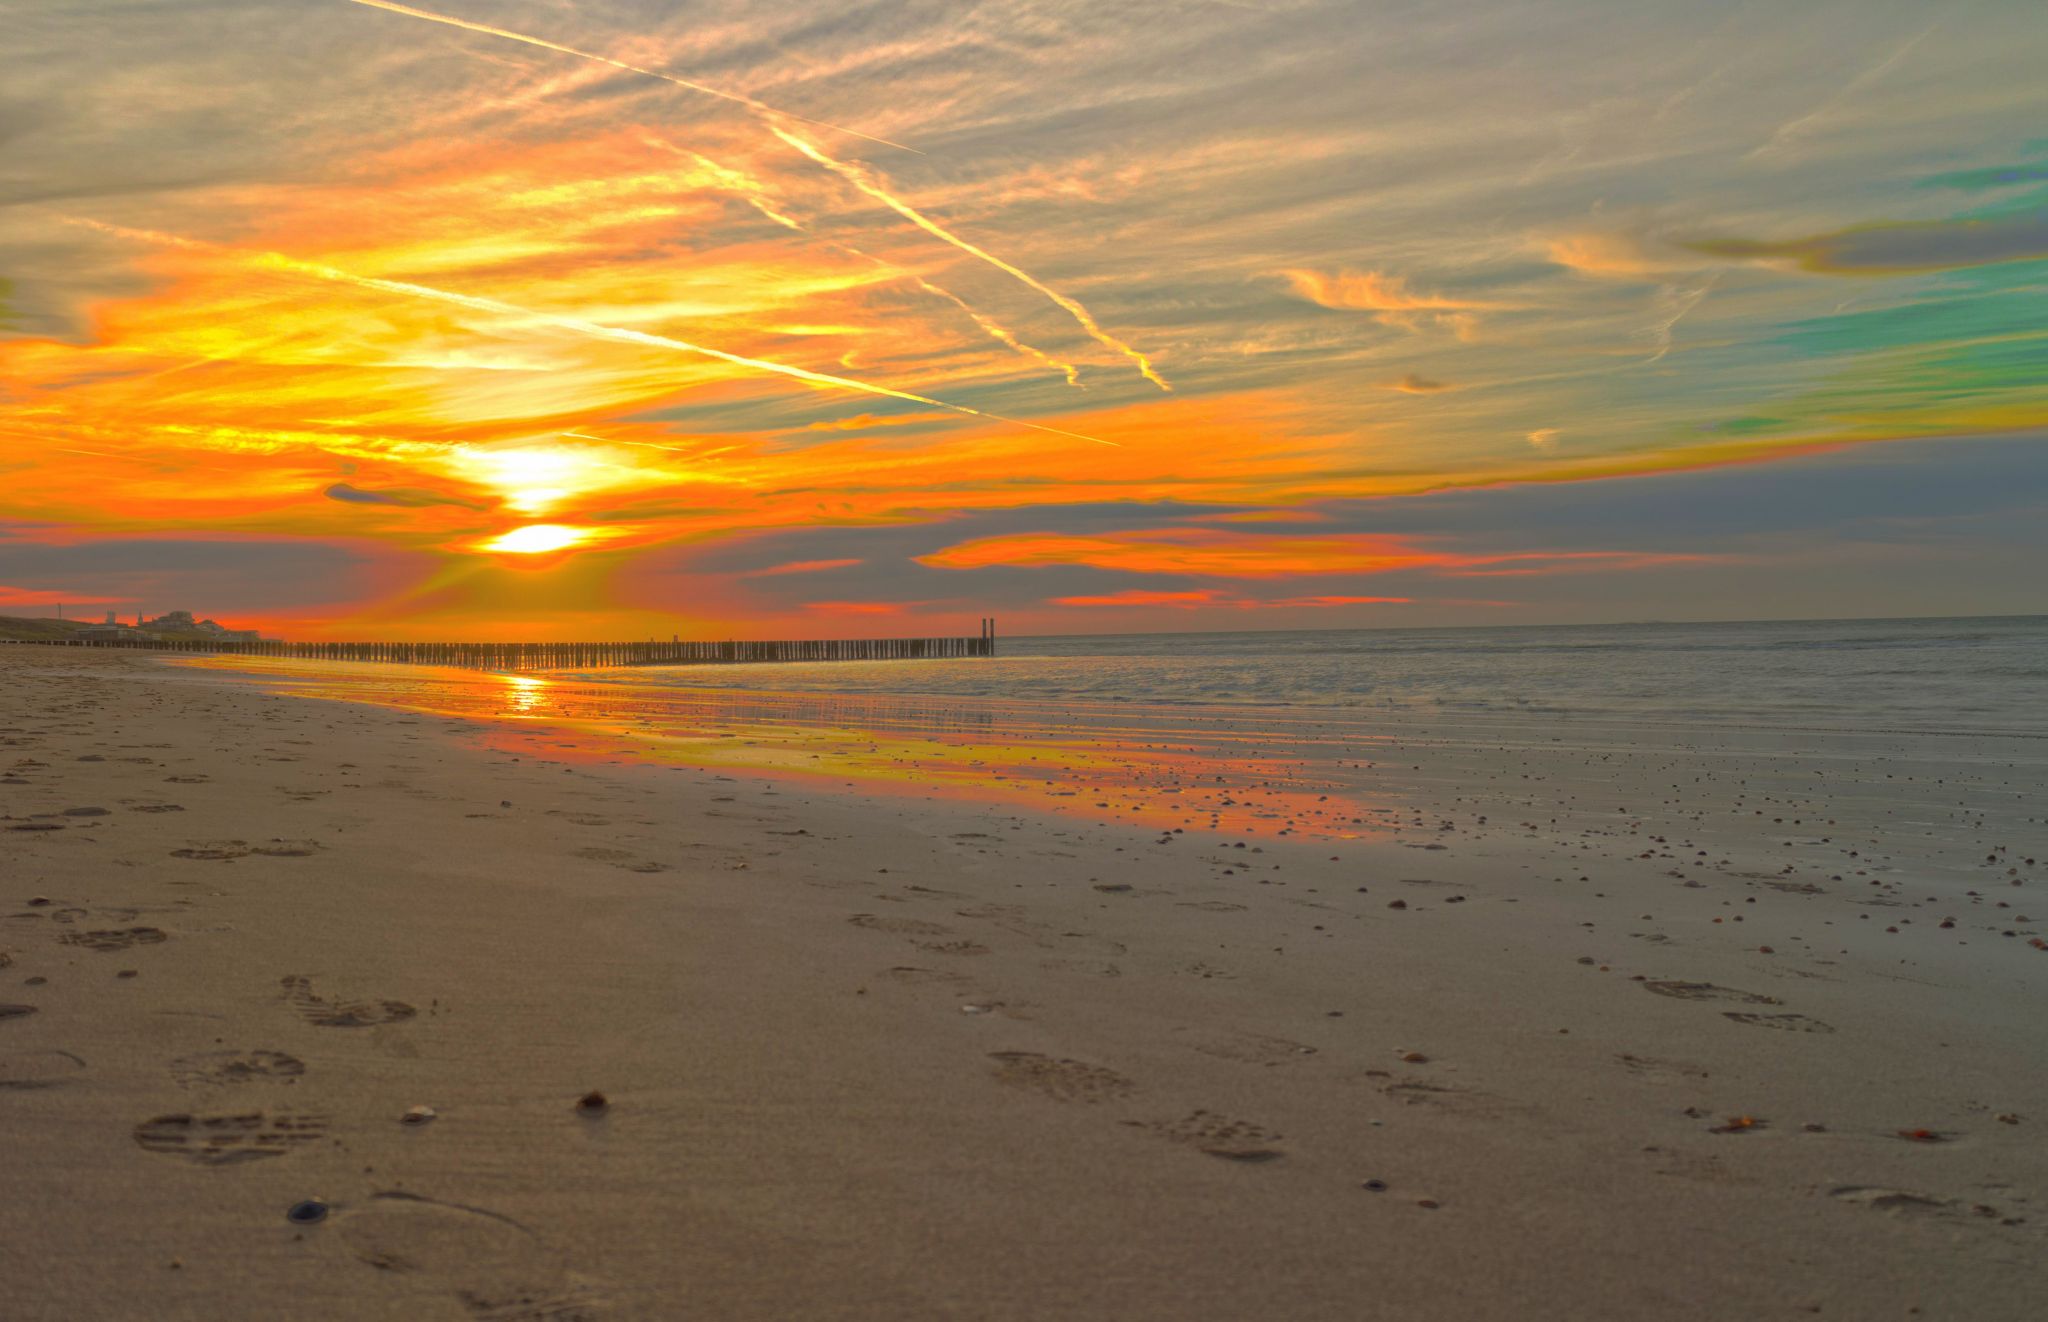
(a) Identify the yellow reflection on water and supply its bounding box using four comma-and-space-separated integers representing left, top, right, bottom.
499, 673, 551, 717
169, 654, 1393, 840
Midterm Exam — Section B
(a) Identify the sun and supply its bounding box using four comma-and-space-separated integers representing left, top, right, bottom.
453, 442, 629, 516
481, 524, 593, 555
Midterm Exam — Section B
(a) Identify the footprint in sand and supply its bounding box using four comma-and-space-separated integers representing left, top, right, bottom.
124, 802, 185, 814
1828, 1186, 2016, 1226
171, 1049, 306, 1088
1039, 958, 1122, 978
989, 1051, 1136, 1104
171, 841, 249, 861
336, 1190, 608, 1320
881, 966, 969, 987
1723, 1011, 1836, 1034
1127, 1109, 1285, 1162
848, 913, 952, 937
916, 940, 991, 957
58, 926, 168, 953
30, 904, 94, 929
0, 1049, 86, 1088
1616, 1053, 1709, 1081
574, 847, 667, 873
280, 975, 417, 1028
133, 1111, 330, 1165
250, 839, 322, 857
1, 1003, 38, 1023
1643, 980, 1783, 1006
1189, 1032, 1320, 1066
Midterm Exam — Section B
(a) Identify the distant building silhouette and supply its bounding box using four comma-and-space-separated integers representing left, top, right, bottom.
140, 609, 261, 642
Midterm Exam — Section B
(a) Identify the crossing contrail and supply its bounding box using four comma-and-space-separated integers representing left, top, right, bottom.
71, 219, 1117, 447
641, 135, 1084, 386
770, 125, 1172, 391
339, 1, 1166, 390
339, 0, 919, 154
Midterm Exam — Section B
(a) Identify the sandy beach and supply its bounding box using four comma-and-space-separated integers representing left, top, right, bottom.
3, 643, 2044, 1320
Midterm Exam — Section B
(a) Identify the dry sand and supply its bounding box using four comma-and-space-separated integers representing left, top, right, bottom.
2, 645, 2043, 1320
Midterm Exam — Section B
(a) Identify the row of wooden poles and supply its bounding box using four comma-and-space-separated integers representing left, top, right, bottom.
25, 619, 998, 672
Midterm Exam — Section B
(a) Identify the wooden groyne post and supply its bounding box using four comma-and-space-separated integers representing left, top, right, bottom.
14, 623, 999, 673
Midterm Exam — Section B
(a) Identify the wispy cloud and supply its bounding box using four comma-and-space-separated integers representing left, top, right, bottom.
1279, 268, 1495, 338
340, 0, 916, 153
768, 125, 1168, 390
1690, 213, 2048, 275
1386, 372, 1454, 393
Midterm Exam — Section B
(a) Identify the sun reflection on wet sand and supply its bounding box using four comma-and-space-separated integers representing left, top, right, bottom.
497, 672, 553, 716
174, 655, 1404, 839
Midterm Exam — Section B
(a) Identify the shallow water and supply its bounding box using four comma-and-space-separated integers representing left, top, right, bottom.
169, 616, 2047, 891
578, 615, 2048, 736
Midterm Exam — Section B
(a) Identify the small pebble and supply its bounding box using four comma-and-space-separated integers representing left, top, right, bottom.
285, 1199, 329, 1225
401, 1104, 437, 1125
575, 1091, 608, 1114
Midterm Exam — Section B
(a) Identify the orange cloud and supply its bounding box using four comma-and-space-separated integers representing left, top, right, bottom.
925, 529, 1446, 578
1052, 589, 1225, 607
746, 558, 863, 576
804, 412, 956, 432
1279, 268, 1495, 338
803, 600, 930, 616
928, 528, 1715, 581
1051, 588, 1410, 609
1545, 232, 1703, 280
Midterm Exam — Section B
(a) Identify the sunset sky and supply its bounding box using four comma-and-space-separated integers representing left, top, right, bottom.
4, 0, 2045, 639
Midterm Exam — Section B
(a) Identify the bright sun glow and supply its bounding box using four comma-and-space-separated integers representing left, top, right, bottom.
483, 524, 593, 554
458, 445, 611, 515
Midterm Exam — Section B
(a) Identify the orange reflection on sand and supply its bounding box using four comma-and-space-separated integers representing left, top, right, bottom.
178, 656, 1396, 840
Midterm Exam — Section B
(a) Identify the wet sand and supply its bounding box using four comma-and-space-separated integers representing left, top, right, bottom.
2, 645, 2043, 1320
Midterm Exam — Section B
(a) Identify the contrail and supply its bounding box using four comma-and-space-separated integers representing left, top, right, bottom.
639, 137, 806, 232
1749, 21, 1942, 160
643, 135, 1084, 386
1640, 276, 1715, 364
908, 276, 1081, 387
338, 1, 1157, 387
768, 125, 1172, 391
338, 0, 919, 155
70, 219, 1117, 447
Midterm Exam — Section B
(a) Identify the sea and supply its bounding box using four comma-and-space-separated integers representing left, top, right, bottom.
575, 614, 2048, 737
177, 613, 2048, 867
